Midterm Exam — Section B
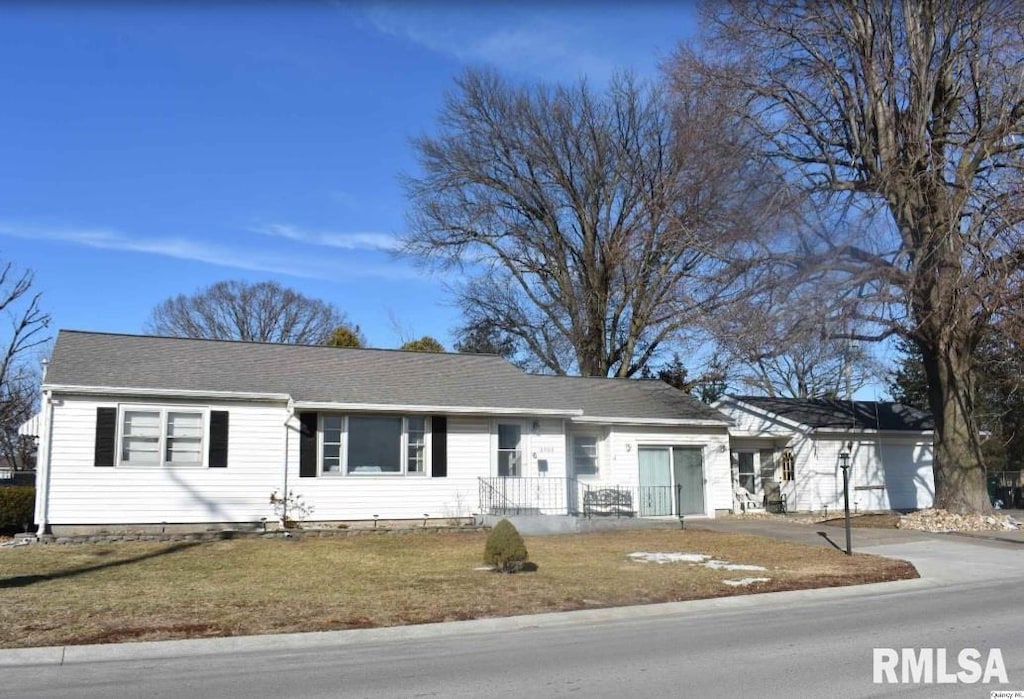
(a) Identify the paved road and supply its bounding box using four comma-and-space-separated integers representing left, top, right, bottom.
4, 534, 1024, 698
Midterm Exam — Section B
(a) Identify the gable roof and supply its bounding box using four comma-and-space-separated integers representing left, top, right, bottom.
45, 330, 729, 424
724, 395, 933, 432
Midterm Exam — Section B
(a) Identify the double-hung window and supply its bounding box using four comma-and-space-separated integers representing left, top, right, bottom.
120, 408, 206, 467
572, 434, 599, 476
320, 415, 429, 476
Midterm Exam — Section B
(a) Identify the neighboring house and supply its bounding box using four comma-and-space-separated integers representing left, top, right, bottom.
713, 395, 935, 513
33, 330, 733, 534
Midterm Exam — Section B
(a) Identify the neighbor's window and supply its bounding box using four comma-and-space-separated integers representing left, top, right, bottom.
121, 409, 204, 467
780, 450, 795, 482
573, 435, 598, 476
320, 415, 428, 475
737, 452, 756, 493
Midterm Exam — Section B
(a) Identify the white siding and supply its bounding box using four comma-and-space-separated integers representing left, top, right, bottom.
288, 415, 493, 521
722, 403, 797, 436
602, 425, 732, 516
44, 397, 738, 525
786, 435, 935, 512
46, 394, 286, 525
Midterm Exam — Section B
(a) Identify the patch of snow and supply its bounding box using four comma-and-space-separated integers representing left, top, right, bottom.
703, 560, 768, 572
722, 577, 771, 587
628, 552, 710, 564
627, 551, 766, 572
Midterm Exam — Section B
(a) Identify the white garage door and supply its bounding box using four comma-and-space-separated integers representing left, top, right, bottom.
879, 441, 934, 511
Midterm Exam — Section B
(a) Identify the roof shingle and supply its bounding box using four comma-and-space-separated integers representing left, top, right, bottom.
730, 395, 933, 431
46, 330, 728, 423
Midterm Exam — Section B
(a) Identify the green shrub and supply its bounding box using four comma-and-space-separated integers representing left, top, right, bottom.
0, 486, 35, 530
484, 518, 529, 573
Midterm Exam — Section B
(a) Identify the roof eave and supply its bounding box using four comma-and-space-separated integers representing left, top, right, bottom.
292, 401, 583, 417
571, 416, 731, 427
44, 384, 292, 402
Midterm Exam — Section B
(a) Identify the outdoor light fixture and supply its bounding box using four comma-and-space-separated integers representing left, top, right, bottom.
839, 444, 852, 555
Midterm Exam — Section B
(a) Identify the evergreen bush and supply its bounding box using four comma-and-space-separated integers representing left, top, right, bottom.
0, 486, 35, 531
484, 518, 529, 573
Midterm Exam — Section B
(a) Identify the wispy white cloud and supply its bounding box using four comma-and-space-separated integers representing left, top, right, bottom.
251, 223, 401, 251
0, 221, 420, 281
361, 4, 619, 82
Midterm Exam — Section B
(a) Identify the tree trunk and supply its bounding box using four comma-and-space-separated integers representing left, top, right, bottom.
919, 337, 991, 513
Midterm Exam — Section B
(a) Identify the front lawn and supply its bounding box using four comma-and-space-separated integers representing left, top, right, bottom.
0, 528, 916, 649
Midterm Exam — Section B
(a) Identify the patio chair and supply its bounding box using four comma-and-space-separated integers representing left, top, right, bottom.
734, 487, 763, 513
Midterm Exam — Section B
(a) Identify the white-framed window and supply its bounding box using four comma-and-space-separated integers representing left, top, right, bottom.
737, 452, 756, 493
496, 423, 522, 477
322, 415, 344, 473
319, 414, 429, 476
407, 416, 426, 474
571, 434, 599, 476
119, 406, 207, 468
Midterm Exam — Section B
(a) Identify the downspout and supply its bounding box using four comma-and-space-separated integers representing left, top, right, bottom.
282, 398, 295, 528
34, 389, 54, 537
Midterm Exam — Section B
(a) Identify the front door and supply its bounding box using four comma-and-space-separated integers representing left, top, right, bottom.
673, 446, 705, 515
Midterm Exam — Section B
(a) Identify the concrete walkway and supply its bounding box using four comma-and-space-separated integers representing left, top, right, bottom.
690, 514, 1024, 550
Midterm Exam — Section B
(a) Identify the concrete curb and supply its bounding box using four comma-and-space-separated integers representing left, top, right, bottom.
0, 574, 934, 668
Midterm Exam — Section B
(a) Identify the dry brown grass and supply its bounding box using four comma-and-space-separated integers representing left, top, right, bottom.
0, 528, 916, 649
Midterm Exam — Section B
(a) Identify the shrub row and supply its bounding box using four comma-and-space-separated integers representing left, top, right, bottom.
0, 486, 35, 529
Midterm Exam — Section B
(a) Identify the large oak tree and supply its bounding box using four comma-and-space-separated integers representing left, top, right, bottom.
682, 0, 1024, 511
403, 69, 786, 377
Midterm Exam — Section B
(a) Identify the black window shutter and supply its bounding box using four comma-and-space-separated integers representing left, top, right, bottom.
94, 407, 117, 467
208, 411, 229, 467
431, 415, 447, 478
299, 412, 318, 478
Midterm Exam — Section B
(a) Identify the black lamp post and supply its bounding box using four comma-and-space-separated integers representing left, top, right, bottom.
839, 445, 852, 555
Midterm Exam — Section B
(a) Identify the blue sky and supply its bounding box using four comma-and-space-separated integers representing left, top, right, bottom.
0, 2, 698, 349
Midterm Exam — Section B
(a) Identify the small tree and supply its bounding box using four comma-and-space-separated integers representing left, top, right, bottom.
484, 518, 529, 573
325, 324, 366, 348
400, 336, 445, 353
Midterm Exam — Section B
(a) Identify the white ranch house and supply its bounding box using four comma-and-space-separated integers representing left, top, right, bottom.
34, 331, 735, 534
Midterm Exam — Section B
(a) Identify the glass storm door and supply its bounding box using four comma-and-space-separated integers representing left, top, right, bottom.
638, 447, 672, 516
673, 446, 705, 515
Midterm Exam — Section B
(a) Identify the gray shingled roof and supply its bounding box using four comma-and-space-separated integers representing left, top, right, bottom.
46, 330, 728, 422
731, 395, 933, 432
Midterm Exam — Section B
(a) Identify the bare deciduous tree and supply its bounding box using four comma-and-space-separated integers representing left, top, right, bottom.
0, 261, 50, 470
403, 69, 787, 377
683, 0, 1024, 511
147, 280, 346, 345
709, 283, 883, 399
